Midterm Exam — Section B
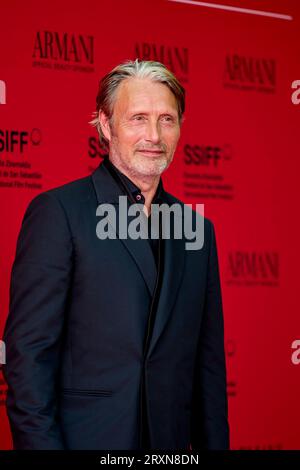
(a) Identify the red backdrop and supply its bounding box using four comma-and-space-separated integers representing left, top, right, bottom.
1, 0, 300, 450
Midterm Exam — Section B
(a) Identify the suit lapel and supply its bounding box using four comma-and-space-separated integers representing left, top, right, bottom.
91, 161, 157, 297
146, 209, 185, 358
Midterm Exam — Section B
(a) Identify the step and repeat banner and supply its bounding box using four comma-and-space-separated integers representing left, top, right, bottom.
0, 0, 299, 450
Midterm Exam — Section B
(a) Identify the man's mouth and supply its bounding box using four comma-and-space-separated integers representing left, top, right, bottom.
136, 149, 165, 156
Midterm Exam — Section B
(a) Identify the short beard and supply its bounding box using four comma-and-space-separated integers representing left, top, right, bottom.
108, 121, 173, 178
130, 154, 171, 177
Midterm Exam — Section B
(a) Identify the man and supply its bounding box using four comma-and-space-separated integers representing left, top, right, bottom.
2, 59, 230, 450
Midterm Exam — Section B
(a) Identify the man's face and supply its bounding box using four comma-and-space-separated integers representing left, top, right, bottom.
101, 77, 181, 178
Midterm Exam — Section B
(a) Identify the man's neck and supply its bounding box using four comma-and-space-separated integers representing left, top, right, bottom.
108, 158, 161, 216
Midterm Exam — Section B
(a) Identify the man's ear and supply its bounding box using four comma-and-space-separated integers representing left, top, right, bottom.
99, 110, 112, 142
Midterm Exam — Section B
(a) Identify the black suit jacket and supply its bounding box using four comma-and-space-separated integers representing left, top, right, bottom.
2, 160, 230, 450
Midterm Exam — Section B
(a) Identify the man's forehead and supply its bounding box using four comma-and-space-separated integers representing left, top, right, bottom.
114, 77, 177, 110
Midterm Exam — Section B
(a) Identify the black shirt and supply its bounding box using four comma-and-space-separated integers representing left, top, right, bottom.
101, 157, 163, 267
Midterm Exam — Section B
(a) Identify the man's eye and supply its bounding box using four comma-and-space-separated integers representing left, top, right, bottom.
133, 115, 145, 121
161, 116, 173, 122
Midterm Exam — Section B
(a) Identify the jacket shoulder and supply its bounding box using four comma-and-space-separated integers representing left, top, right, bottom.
27, 173, 95, 213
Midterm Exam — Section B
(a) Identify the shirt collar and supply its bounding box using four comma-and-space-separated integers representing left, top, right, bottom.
102, 157, 164, 204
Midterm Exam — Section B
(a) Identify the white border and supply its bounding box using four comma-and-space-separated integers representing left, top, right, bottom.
168, 0, 293, 21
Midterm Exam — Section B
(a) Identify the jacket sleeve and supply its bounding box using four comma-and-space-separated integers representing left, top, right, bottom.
2, 191, 73, 449
190, 219, 230, 450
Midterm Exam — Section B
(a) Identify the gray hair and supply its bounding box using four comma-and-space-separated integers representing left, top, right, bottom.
89, 59, 185, 150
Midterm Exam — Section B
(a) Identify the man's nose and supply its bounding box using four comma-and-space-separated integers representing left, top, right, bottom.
145, 120, 161, 144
